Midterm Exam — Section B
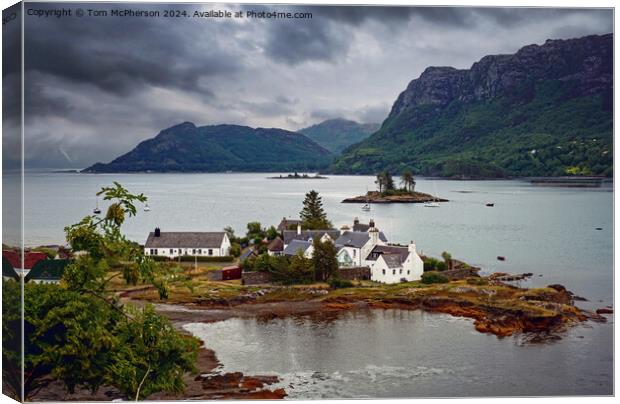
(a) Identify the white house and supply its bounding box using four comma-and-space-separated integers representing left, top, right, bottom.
365, 243, 424, 283
282, 224, 341, 249
144, 228, 231, 258
335, 220, 387, 267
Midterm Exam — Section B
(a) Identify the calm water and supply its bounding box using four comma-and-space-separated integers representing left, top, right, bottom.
184, 309, 613, 398
5, 171, 614, 397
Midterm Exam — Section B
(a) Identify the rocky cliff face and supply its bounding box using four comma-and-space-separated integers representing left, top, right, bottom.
389, 33, 612, 117
332, 33, 613, 177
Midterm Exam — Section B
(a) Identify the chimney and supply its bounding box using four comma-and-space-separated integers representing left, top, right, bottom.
154, 227, 161, 237
297, 223, 302, 235
368, 220, 379, 245
353, 217, 359, 226
408, 241, 416, 254
340, 224, 350, 235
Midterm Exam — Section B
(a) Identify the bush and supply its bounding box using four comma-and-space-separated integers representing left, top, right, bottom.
329, 278, 354, 289
466, 277, 487, 286
421, 272, 449, 284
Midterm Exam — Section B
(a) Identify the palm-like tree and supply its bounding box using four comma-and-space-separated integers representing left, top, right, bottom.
401, 169, 416, 192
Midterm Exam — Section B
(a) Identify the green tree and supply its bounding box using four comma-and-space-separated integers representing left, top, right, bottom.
311, 238, 339, 282
300, 190, 332, 230
266, 225, 279, 241
441, 251, 452, 270
400, 169, 416, 192
246, 221, 265, 243
4, 183, 199, 400
223, 226, 236, 242
375, 173, 386, 193
383, 171, 395, 191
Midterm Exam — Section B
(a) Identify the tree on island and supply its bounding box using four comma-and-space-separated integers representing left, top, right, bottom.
375, 171, 395, 194
401, 169, 416, 192
312, 238, 339, 282
2, 182, 198, 401
300, 190, 332, 230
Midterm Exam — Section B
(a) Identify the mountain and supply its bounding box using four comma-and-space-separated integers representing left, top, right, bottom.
332, 34, 613, 178
83, 122, 333, 173
298, 118, 380, 154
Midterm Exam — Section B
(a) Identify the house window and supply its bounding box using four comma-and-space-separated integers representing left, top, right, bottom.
382, 269, 386, 275
198, 249, 202, 254
393, 270, 396, 275
407, 270, 410, 275
353, 250, 356, 258
192, 249, 196, 254
170, 249, 174, 254
399, 269, 403, 274
208, 249, 213, 256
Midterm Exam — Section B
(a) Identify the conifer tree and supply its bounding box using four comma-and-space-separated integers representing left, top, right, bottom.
300, 190, 332, 229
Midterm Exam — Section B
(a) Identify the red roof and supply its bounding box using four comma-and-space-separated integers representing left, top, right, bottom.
2, 250, 48, 270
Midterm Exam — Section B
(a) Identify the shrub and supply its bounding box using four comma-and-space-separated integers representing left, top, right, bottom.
466, 277, 488, 286
436, 261, 448, 271
329, 278, 354, 289
421, 272, 449, 284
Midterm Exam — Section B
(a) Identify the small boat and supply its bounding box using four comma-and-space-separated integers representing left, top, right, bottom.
361, 203, 371, 212
497, 256, 506, 261
486, 203, 495, 207
93, 199, 101, 215
424, 181, 441, 207
144, 203, 151, 212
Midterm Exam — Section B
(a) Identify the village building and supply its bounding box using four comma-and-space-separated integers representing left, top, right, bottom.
239, 246, 259, 261
282, 224, 340, 247
283, 239, 314, 258
2, 250, 48, 276
25, 259, 72, 284
365, 244, 424, 283
335, 220, 388, 267
267, 237, 284, 256
2, 257, 19, 281
144, 228, 231, 258
277, 217, 302, 233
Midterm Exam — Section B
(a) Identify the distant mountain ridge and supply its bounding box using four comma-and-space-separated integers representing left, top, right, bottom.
84, 122, 332, 173
298, 118, 380, 154
332, 33, 613, 178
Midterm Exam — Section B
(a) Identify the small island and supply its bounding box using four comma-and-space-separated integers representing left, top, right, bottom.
342, 170, 448, 203
268, 172, 328, 179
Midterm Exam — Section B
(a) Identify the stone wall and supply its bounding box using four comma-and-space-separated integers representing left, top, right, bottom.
242, 271, 272, 285
339, 266, 371, 280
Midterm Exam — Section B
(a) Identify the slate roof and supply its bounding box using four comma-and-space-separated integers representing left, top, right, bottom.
277, 218, 302, 232
380, 253, 409, 269
283, 240, 312, 256
2, 257, 19, 280
282, 230, 341, 245
335, 231, 388, 248
145, 232, 226, 248
240, 247, 258, 261
25, 259, 72, 282
267, 237, 284, 252
366, 245, 410, 262
352, 222, 370, 232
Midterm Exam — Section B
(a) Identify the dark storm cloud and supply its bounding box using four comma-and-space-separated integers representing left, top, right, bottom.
16, 3, 613, 169
262, 19, 349, 65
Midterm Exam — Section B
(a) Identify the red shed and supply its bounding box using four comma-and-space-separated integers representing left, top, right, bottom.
221, 265, 242, 280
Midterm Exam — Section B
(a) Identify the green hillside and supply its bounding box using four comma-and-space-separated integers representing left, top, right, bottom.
332, 34, 613, 178
299, 118, 379, 154
84, 122, 332, 173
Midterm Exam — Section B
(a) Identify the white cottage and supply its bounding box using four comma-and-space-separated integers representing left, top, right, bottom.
144, 228, 231, 258
335, 220, 387, 267
365, 243, 424, 283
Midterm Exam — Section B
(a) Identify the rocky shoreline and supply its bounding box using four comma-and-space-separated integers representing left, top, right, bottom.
342, 190, 448, 203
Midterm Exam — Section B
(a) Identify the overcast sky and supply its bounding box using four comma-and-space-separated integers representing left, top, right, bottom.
2, 3, 613, 168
